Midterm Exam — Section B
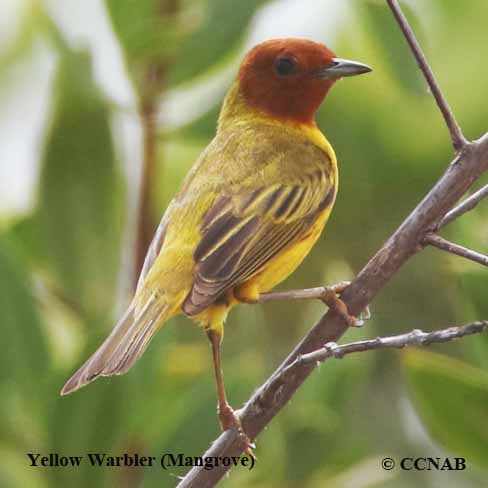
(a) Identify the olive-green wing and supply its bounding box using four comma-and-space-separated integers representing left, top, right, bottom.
182, 179, 335, 316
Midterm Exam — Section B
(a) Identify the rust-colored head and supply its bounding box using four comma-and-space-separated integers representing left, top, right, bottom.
238, 38, 371, 125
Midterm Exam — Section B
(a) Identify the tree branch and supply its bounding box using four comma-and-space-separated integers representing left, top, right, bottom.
283, 321, 487, 370
386, 0, 467, 151
437, 183, 488, 229
423, 233, 488, 267
176, 2, 488, 486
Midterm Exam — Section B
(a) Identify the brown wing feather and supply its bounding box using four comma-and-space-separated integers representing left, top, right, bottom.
183, 175, 334, 316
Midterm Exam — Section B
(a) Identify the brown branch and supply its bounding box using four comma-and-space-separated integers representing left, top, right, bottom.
134, 95, 159, 290
386, 0, 467, 151
423, 233, 488, 267
177, 3, 488, 486
438, 183, 488, 229
282, 321, 487, 370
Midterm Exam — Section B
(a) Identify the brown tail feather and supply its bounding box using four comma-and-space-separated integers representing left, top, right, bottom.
60, 296, 169, 396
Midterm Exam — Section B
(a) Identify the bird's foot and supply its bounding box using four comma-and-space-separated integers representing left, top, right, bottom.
219, 404, 256, 458
320, 281, 370, 327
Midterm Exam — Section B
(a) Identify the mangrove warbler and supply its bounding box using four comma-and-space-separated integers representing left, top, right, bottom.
61, 38, 371, 441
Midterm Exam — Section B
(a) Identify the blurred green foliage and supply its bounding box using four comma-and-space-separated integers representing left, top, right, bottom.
36, 46, 125, 320
1, 0, 487, 487
405, 349, 488, 471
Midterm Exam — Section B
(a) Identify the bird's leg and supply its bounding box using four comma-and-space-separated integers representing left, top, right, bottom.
257, 281, 370, 327
206, 329, 254, 452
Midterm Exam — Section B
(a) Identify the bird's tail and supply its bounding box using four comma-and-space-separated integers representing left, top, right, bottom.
61, 294, 174, 396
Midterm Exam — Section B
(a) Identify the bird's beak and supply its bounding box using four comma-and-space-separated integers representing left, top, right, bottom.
313, 58, 372, 80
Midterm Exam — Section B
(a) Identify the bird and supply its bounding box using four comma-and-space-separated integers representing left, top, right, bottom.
61, 38, 371, 445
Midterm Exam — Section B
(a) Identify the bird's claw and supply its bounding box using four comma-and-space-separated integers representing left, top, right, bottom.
358, 305, 371, 324
219, 404, 255, 458
321, 282, 371, 328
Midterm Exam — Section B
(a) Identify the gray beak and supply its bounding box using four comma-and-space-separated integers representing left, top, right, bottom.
313, 57, 372, 80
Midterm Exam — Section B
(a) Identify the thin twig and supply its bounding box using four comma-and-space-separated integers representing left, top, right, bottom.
438, 183, 488, 229
423, 233, 488, 267
386, 0, 467, 150
285, 321, 487, 371
258, 281, 350, 303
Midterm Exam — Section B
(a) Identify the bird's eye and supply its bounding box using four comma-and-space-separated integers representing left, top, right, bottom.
274, 56, 297, 77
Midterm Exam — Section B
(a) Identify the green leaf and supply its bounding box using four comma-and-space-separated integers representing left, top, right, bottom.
167, 0, 267, 87
0, 237, 49, 390
105, 0, 182, 61
105, 0, 267, 94
0, 236, 50, 448
35, 47, 125, 321
3, 215, 42, 266
404, 349, 488, 470
105, 0, 183, 97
